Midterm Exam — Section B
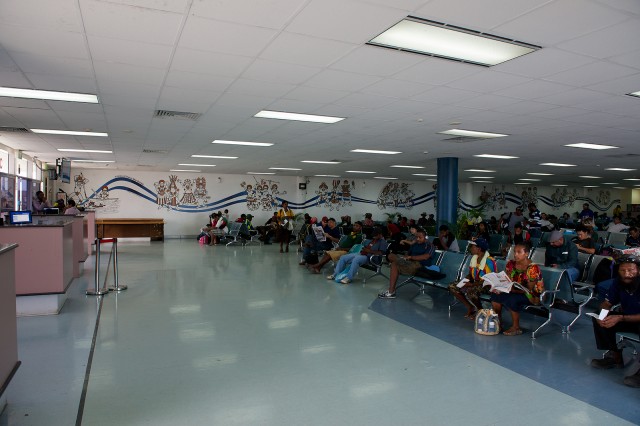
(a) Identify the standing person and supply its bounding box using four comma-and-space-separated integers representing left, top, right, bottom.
613, 204, 623, 218
490, 242, 544, 336
580, 203, 595, 222
276, 201, 295, 253
417, 212, 428, 227
589, 255, 640, 387
449, 238, 497, 319
32, 190, 51, 212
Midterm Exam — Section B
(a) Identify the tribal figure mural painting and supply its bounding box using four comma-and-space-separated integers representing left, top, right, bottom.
241, 178, 286, 211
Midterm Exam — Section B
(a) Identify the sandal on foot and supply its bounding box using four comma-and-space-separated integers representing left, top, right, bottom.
464, 311, 477, 320
503, 328, 523, 336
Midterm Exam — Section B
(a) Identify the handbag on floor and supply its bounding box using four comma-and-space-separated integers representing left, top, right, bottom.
474, 309, 500, 335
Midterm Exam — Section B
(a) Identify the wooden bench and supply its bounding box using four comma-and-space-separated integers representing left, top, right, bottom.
96, 218, 164, 241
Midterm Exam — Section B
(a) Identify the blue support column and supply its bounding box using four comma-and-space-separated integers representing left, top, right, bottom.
436, 157, 458, 229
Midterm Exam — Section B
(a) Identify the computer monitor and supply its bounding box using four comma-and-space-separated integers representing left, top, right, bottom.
9, 210, 32, 225
43, 207, 59, 215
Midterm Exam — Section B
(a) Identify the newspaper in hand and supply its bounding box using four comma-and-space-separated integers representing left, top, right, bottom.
312, 224, 326, 242
480, 271, 530, 294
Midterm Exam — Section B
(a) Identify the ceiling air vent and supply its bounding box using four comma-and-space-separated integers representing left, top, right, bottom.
0, 127, 29, 132
142, 149, 168, 154
153, 110, 201, 121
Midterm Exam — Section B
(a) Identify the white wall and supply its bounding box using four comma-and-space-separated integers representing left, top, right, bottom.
60, 168, 627, 237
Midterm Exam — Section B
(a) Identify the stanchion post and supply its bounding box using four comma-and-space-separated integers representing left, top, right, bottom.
108, 238, 127, 292
87, 238, 109, 296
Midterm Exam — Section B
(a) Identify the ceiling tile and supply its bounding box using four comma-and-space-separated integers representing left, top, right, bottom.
585, 72, 640, 95
241, 59, 320, 85
25, 73, 98, 93
165, 71, 235, 92
304, 69, 382, 92
179, 16, 279, 57
493, 0, 629, 45
0, 0, 83, 32
0, 24, 89, 59
495, 48, 596, 78
10, 52, 94, 79
227, 78, 296, 99
609, 49, 640, 70
93, 61, 167, 86
82, 0, 184, 45
330, 45, 425, 77
557, 19, 640, 59
447, 71, 531, 94
190, 0, 308, 29
283, 86, 350, 104
411, 86, 480, 105
360, 79, 433, 99
536, 88, 617, 107
334, 93, 396, 109
546, 61, 637, 87
88, 35, 174, 69
260, 32, 357, 67
0, 71, 31, 88
494, 80, 574, 100
158, 87, 221, 112
170, 48, 253, 77
393, 57, 480, 85
285, 0, 407, 44
96, 0, 191, 13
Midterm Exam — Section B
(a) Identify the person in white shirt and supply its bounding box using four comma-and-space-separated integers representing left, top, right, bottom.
32, 190, 52, 212
606, 216, 629, 233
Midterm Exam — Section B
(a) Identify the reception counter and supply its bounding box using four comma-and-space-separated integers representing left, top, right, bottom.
0, 243, 20, 412
0, 220, 74, 315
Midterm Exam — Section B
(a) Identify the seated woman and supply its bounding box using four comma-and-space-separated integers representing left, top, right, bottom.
474, 222, 491, 242
502, 222, 530, 257
206, 213, 228, 245
490, 242, 544, 336
448, 238, 497, 319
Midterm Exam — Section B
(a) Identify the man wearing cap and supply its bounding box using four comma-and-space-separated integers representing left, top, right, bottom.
590, 255, 640, 387
449, 238, 498, 319
327, 227, 388, 284
545, 229, 580, 282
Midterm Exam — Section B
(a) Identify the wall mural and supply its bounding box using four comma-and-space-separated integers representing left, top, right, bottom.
70, 174, 620, 217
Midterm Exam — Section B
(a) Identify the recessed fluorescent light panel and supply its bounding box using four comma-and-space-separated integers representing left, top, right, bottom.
439, 129, 508, 138
540, 163, 576, 167
391, 165, 425, 169
374, 177, 398, 180
350, 149, 401, 155
579, 176, 601, 179
301, 160, 341, 164
613, 187, 627, 189
474, 154, 519, 159
626, 91, 640, 98
170, 169, 201, 172
412, 173, 437, 176
518, 178, 540, 181
192, 155, 238, 159
0, 87, 99, 103
514, 182, 530, 185
602, 183, 619, 185
179, 163, 215, 167
565, 143, 618, 150
584, 186, 599, 188
469, 176, 494, 179
464, 169, 495, 173
551, 184, 568, 187
32, 129, 107, 137
526, 173, 553, 176
212, 140, 273, 147
247, 172, 275, 175
367, 17, 539, 67
71, 160, 114, 163
315, 174, 340, 177
473, 181, 493, 183
606, 168, 636, 171
623, 178, 640, 181
268, 167, 302, 171
254, 110, 345, 124
346, 171, 376, 174
58, 149, 112, 153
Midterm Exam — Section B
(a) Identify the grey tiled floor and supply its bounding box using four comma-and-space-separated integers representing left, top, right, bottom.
1, 240, 637, 425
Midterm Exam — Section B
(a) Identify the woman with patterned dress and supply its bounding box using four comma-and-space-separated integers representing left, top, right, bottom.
491, 242, 545, 336
448, 238, 497, 319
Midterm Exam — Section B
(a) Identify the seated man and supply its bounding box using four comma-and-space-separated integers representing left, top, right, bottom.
573, 224, 596, 255
378, 228, 436, 299
590, 255, 640, 388
433, 224, 460, 252
31, 190, 52, 212
545, 230, 580, 282
257, 212, 279, 244
327, 227, 388, 284
308, 221, 363, 273
606, 215, 629, 233
300, 217, 339, 266
626, 227, 640, 247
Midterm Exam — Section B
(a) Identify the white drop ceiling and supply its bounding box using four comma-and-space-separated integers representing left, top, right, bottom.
0, 0, 639, 186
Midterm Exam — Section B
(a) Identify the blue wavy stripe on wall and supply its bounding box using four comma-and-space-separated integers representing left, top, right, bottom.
108, 186, 156, 203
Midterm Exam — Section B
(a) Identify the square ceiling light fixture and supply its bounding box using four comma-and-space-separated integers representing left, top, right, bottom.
367, 17, 540, 67
254, 110, 345, 124
0, 87, 99, 103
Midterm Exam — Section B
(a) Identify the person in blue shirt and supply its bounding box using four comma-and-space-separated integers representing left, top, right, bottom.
580, 203, 595, 222
590, 255, 640, 387
378, 228, 436, 299
327, 227, 388, 284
